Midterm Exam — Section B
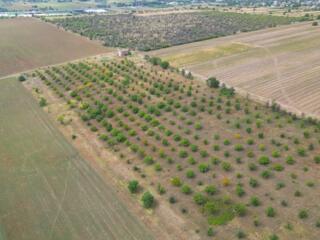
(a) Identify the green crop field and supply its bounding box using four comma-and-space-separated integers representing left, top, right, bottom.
28, 56, 320, 239
0, 77, 153, 240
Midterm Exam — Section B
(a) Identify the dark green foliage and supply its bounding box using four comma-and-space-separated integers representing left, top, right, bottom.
234, 204, 247, 217
266, 207, 276, 217
128, 180, 139, 193
193, 193, 207, 205
258, 156, 270, 165
207, 77, 220, 88
39, 97, 47, 107
141, 191, 154, 208
298, 210, 308, 219
18, 75, 26, 82
51, 12, 298, 51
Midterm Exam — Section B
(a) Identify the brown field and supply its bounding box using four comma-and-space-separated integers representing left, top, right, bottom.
150, 22, 320, 119
0, 77, 153, 240
0, 17, 112, 77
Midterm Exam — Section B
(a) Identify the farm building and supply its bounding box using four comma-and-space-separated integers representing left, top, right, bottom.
117, 49, 130, 57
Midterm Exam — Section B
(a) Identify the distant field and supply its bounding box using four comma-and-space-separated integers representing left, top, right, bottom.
0, 0, 98, 10
151, 22, 320, 118
0, 77, 153, 240
214, 6, 320, 18
49, 11, 299, 50
0, 18, 111, 77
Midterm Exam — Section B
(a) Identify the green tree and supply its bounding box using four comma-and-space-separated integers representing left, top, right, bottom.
141, 191, 154, 208
18, 75, 26, 82
128, 180, 139, 193
160, 61, 169, 69
206, 77, 220, 88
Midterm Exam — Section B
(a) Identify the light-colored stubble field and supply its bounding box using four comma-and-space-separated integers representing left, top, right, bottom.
150, 22, 320, 119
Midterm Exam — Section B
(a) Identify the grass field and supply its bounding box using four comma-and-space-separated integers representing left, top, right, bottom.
150, 22, 320, 119
31, 57, 320, 239
0, 77, 153, 240
0, 18, 111, 78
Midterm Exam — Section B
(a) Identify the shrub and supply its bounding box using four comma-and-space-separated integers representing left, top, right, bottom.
261, 170, 272, 179
294, 190, 302, 197
272, 164, 284, 171
198, 163, 210, 173
143, 156, 154, 165
247, 138, 254, 145
234, 144, 244, 152
193, 193, 207, 205
234, 204, 247, 217
207, 227, 215, 236
154, 163, 162, 171
258, 156, 270, 165
128, 180, 139, 193
157, 184, 166, 195
178, 150, 188, 158
298, 210, 308, 219
266, 207, 276, 217
39, 97, 47, 107
249, 178, 259, 188
248, 163, 257, 171
205, 185, 217, 195
236, 230, 246, 239
18, 75, 26, 82
181, 185, 192, 194
222, 177, 231, 186
186, 169, 195, 178
272, 150, 280, 158
141, 191, 154, 208
222, 161, 232, 171
297, 147, 306, 156
250, 196, 261, 206
204, 201, 218, 214
236, 185, 245, 197
171, 177, 182, 186
160, 60, 169, 69
314, 156, 320, 164
169, 196, 176, 204
286, 155, 295, 165
269, 234, 279, 240
207, 77, 220, 88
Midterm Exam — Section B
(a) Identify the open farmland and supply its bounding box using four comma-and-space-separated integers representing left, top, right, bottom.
28, 56, 320, 240
48, 11, 299, 51
151, 22, 320, 119
0, 17, 112, 77
0, 77, 153, 240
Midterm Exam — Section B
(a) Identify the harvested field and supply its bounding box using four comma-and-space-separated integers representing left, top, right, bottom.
48, 11, 299, 51
30, 57, 320, 240
0, 77, 153, 240
0, 17, 111, 77
150, 22, 320, 119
